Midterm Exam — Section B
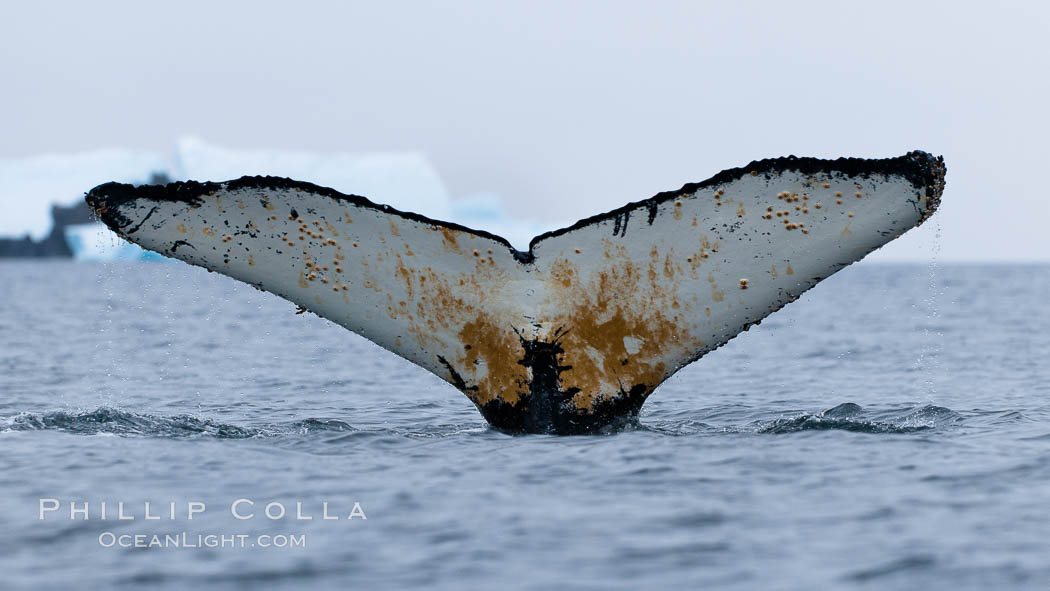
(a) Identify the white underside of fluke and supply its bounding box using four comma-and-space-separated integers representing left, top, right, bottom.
87, 152, 944, 432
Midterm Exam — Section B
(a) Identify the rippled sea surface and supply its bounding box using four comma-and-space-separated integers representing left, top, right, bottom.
1, 261, 1048, 590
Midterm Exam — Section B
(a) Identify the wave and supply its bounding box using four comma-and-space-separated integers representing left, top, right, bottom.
757, 403, 961, 434
1, 408, 360, 439
3, 407, 264, 438
2, 402, 963, 439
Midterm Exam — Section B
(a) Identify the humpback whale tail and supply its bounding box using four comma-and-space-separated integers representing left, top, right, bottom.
86, 151, 945, 434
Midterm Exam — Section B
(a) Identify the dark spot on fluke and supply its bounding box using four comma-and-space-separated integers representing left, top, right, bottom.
124, 206, 158, 235
450, 328, 649, 434
437, 355, 477, 393
170, 240, 195, 252
646, 202, 659, 225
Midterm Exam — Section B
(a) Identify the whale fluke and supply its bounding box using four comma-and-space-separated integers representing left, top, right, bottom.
86, 151, 945, 434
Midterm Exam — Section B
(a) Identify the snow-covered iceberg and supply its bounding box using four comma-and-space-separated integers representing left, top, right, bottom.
175, 137, 566, 251
450, 192, 562, 251
63, 223, 165, 262
2, 137, 564, 260
174, 136, 452, 222
0, 149, 166, 241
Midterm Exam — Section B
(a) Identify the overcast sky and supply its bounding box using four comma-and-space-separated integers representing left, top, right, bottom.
2, 1, 1048, 261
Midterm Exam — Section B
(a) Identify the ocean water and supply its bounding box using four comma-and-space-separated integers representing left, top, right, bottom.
0, 261, 1047, 590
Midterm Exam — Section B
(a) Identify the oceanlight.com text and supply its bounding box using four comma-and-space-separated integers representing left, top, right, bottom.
98, 531, 307, 549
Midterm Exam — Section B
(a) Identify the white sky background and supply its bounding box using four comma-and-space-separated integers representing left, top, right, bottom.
1, 1, 1048, 261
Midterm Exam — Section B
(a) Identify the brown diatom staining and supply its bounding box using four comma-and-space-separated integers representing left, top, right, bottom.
750, 170, 758, 176
802, 229, 809, 234
776, 211, 783, 217
795, 206, 801, 211
321, 278, 328, 284
332, 286, 339, 292
574, 248, 581, 254
674, 200, 682, 207
802, 208, 809, 214
298, 235, 305, 241
342, 285, 348, 291
472, 249, 480, 257
701, 252, 709, 259
802, 194, 809, 200
336, 267, 343, 273
814, 204, 822, 209
739, 278, 749, 289
767, 206, 774, 212
855, 183, 863, 189
835, 191, 843, 197
352, 242, 358, 248
305, 262, 314, 268
786, 223, 798, 230
836, 199, 843, 205
822, 182, 831, 188
487, 249, 493, 254
855, 192, 863, 198
716, 201, 722, 206
322, 266, 329, 271
763, 213, 773, 220
847, 213, 854, 217
452, 313, 530, 406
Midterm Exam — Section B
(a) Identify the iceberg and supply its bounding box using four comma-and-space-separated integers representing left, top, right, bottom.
0, 149, 167, 241
64, 223, 164, 262
175, 137, 566, 251
450, 192, 564, 251
174, 136, 452, 222
2, 137, 560, 260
